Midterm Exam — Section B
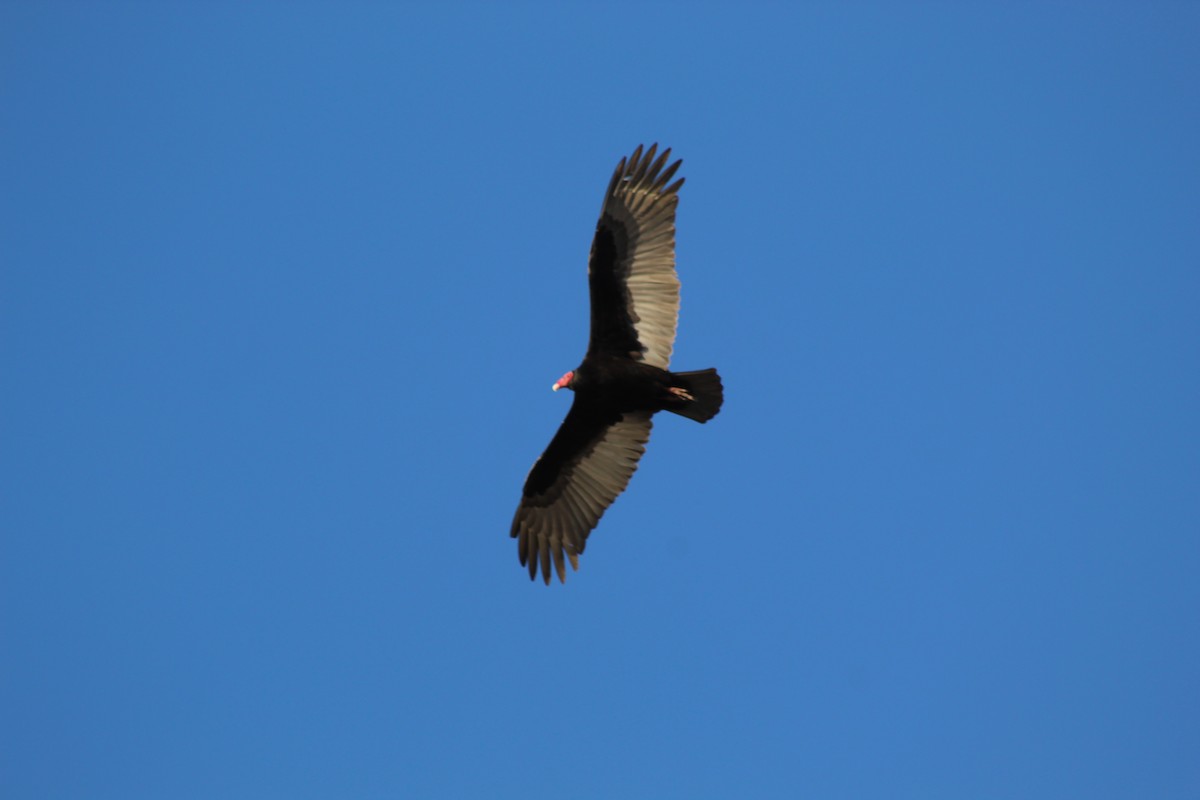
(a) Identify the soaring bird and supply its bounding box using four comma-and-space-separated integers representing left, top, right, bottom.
511, 144, 723, 584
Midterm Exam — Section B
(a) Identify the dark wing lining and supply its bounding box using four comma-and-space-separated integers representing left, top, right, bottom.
511, 403, 654, 584
587, 144, 684, 370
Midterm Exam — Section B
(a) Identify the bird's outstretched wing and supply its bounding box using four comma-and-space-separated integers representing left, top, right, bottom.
511, 404, 653, 584
587, 144, 684, 370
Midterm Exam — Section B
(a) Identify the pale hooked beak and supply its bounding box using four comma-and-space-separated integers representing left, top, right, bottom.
551, 383, 561, 391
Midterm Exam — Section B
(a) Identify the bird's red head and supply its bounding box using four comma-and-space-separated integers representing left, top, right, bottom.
552, 370, 575, 392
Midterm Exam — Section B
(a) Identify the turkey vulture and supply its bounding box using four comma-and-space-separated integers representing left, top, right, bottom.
511, 144, 723, 584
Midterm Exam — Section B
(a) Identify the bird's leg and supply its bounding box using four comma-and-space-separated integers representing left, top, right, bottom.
667, 386, 694, 401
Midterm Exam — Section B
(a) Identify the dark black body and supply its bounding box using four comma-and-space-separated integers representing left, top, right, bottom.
572, 358, 676, 414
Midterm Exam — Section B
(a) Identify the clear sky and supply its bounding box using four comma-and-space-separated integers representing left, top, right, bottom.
3, 3, 1198, 798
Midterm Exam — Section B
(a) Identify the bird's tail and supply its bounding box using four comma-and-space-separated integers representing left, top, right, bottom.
668, 368, 724, 423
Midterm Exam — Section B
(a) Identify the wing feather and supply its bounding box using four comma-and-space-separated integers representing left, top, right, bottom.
511, 406, 654, 584
587, 144, 684, 369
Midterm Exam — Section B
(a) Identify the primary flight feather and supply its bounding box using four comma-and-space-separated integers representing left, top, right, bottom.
511, 144, 724, 584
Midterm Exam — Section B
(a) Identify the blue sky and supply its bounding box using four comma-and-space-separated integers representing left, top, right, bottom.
2, 3, 1198, 798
